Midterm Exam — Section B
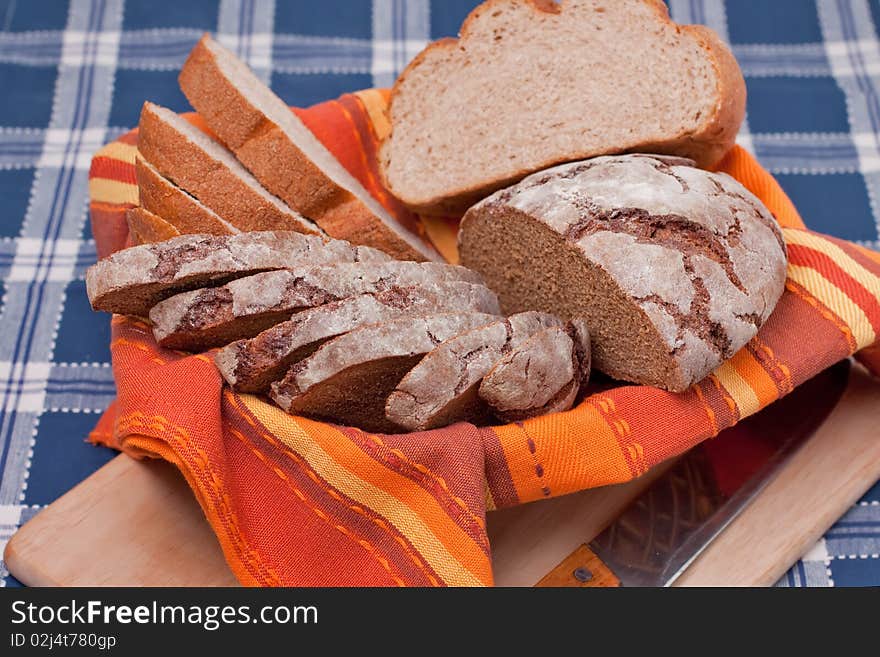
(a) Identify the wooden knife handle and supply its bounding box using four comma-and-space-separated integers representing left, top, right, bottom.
535, 544, 621, 587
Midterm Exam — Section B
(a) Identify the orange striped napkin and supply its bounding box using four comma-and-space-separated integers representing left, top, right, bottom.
87, 89, 880, 586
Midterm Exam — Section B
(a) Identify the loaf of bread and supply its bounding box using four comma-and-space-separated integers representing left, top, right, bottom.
215, 283, 502, 392
150, 260, 486, 350
135, 155, 238, 237
85, 231, 388, 317
384, 311, 561, 431
380, 0, 745, 215
126, 207, 181, 244
459, 154, 787, 392
479, 319, 591, 421
179, 34, 440, 262
270, 313, 499, 433
138, 102, 321, 235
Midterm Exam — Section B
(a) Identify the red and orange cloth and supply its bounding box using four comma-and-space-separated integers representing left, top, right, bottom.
88, 89, 880, 586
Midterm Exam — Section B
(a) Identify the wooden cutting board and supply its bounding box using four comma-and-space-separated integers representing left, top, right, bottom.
6, 363, 880, 587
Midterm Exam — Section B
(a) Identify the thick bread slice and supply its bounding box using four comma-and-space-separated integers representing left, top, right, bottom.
479, 318, 591, 422
380, 0, 746, 215
270, 312, 499, 433
459, 154, 787, 392
135, 155, 239, 236
215, 283, 502, 392
86, 230, 388, 316
137, 102, 321, 235
384, 311, 561, 431
126, 206, 181, 244
179, 34, 440, 262
150, 260, 487, 351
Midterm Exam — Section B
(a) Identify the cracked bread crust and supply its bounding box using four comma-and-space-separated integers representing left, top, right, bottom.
384, 310, 561, 431
459, 154, 787, 392
269, 312, 499, 433
214, 283, 502, 392
86, 230, 386, 316
150, 260, 487, 351
126, 206, 181, 244
479, 319, 591, 421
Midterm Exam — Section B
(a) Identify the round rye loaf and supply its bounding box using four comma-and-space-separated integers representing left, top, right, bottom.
458, 154, 788, 392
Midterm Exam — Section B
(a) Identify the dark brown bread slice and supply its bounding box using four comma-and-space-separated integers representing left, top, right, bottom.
137, 102, 322, 235
85, 230, 389, 317
151, 260, 487, 351
384, 311, 561, 432
458, 154, 787, 392
479, 319, 591, 422
179, 34, 440, 262
215, 283, 502, 392
380, 0, 746, 215
126, 206, 181, 244
270, 313, 499, 433
135, 155, 239, 236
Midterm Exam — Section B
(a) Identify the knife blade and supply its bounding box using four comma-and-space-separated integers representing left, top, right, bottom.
536, 359, 851, 587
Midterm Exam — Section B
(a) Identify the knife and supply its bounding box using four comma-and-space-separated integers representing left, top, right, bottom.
536, 359, 851, 587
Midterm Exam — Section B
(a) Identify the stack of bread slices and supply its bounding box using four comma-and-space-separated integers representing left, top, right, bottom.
87, 0, 794, 432
130, 34, 439, 263
86, 232, 591, 432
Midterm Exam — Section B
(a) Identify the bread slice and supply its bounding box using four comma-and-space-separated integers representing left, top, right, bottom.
126, 206, 181, 244
150, 260, 487, 351
380, 0, 746, 215
479, 318, 591, 422
86, 231, 388, 317
137, 102, 321, 235
384, 311, 561, 431
458, 154, 787, 392
270, 313, 499, 433
215, 283, 502, 392
135, 155, 239, 236
179, 34, 440, 262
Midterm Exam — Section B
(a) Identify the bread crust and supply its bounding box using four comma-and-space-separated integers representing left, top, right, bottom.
137, 102, 320, 235
215, 283, 502, 392
458, 154, 787, 392
179, 35, 439, 262
125, 206, 181, 244
380, 0, 747, 215
135, 156, 238, 236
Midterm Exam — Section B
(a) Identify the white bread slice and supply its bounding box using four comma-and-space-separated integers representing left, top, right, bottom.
380, 0, 746, 215
137, 102, 321, 235
135, 155, 239, 236
179, 34, 440, 262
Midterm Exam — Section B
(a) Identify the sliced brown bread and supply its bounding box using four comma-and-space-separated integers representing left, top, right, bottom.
137, 102, 321, 235
380, 0, 746, 215
86, 230, 388, 317
135, 155, 239, 236
179, 34, 440, 262
150, 260, 487, 351
270, 312, 498, 433
215, 283, 502, 392
384, 311, 561, 432
479, 318, 591, 422
126, 206, 181, 244
458, 154, 788, 392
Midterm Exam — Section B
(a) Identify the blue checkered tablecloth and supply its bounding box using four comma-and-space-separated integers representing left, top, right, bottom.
0, 0, 877, 588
